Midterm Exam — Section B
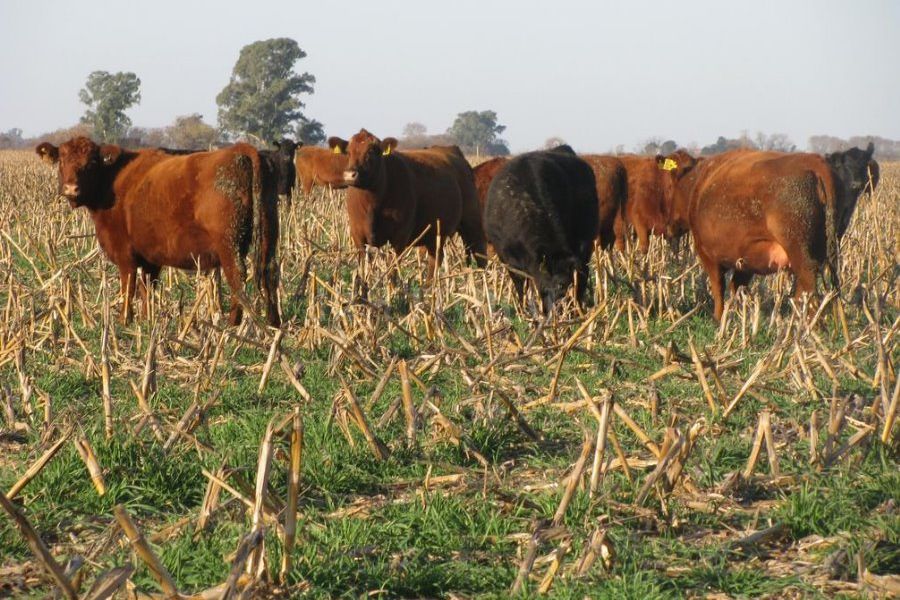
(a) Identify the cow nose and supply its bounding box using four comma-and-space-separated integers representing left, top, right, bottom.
62, 183, 79, 197
343, 170, 358, 184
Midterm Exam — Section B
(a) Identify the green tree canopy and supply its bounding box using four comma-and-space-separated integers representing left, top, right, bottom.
294, 115, 325, 146
446, 110, 509, 156
78, 71, 141, 142
216, 38, 317, 143
166, 114, 219, 150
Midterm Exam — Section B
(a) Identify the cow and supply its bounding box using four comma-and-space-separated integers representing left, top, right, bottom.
472, 157, 509, 212
35, 137, 280, 327
259, 138, 300, 202
483, 145, 600, 313
295, 136, 350, 196
663, 144, 878, 320
342, 128, 487, 274
618, 154, 683, 253
159, 139, 300, 202
579, 155, 628, 251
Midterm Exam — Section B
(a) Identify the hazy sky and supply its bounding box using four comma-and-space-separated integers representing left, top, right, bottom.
2, 0, 898, 152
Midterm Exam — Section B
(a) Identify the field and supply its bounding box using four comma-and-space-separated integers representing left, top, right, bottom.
0, 148, 897, 599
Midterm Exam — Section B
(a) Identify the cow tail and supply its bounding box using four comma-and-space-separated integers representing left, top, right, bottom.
252, 152, 281, 326
818, 173, 840, 290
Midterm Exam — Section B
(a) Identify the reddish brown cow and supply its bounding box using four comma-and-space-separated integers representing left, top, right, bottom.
617, 154, 680, 252
342, 129, 487, 272
35, 137, 280, 326
294, 136, 350, 196
579, 155, 628, 250
472, 157, 508, 212
664, 145, 877, 320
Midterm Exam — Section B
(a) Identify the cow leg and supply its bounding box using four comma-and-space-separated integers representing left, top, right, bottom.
217, 247, 247, 326
138, 264, 161, 317
575, 263, 592, 307
790, 256, 819, 314
457, 216, 488, 268
613, 212, 627, 253
422, 240, 440, 280
730, 271, 753, 296
696, 249, 726, 321
635, 222, 651, 254
118, 262, 138, 324
510, 271, 527, 304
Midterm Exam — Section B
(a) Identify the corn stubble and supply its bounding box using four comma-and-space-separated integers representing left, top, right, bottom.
0, 150, 897, 598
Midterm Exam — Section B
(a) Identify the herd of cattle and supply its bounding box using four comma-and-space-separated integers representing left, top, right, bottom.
33, 131, 879, 326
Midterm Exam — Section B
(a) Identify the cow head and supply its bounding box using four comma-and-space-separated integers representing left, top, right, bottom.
343, 129, 398, 190
826, 142, 878, 236
536, 254, 580, 314
328, 136, 349, 154
35, 136, 122, 208
657, 150, 700, 237
270, 138, 301, 197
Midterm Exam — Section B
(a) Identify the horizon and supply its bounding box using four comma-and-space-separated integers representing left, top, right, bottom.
2, 1, 898, 153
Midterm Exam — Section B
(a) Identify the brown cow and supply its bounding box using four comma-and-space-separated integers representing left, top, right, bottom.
579, 155, 628, 250
618, 154, 681, 252
342, 129, 487, 272
472, 157, 508, 212
294, 136, 350, 196
664, 145, 877, 320
35, 137, 280, 326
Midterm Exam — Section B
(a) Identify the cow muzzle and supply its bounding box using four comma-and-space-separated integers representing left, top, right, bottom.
342, 170, 359, 185
62, 183, 80, 198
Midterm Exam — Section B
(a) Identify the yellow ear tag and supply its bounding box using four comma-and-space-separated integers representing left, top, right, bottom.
661, 158, 678, 171
333, 145, 342, 154
382, 146, 392, 156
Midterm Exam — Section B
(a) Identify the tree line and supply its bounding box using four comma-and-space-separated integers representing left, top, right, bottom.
0, 37, 511, 155
1, 38, 895, 159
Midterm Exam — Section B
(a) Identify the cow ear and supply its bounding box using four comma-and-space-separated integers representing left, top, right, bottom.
382, 137, 398, 156
328, 137, 348, 154
272, 140, 281, 150
35, 142, 59, 164
100, 144, 122, 166
657, 155, 678, 171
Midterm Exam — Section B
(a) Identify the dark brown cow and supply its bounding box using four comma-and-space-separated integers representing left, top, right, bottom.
295, 136, 350, 196
342, 128, 487, 272
579, 155, 628, 250
664, 145, 877, 320
618, 154, 680, 252
35, 137, 280, 326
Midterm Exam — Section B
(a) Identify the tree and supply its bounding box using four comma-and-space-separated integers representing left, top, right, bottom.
660, 139, 678, 155
754, 131, 795, 152
79, 71, 142, 142
294, 115, 325, 146
0, 128, 24, 149
129, 126, 167, 148
399, 122, 455, 149
446, 110, 509, 155
403, 122, 427, 138
216, 38, 317, 144
166, 114, 219, 149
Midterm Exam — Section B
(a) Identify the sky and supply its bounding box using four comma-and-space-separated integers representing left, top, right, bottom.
2, 0, 898, 153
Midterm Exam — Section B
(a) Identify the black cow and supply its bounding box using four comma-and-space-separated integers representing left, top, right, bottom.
484, 145, 600, 313
260, 138, 300, 201
824, 142, 878, 237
